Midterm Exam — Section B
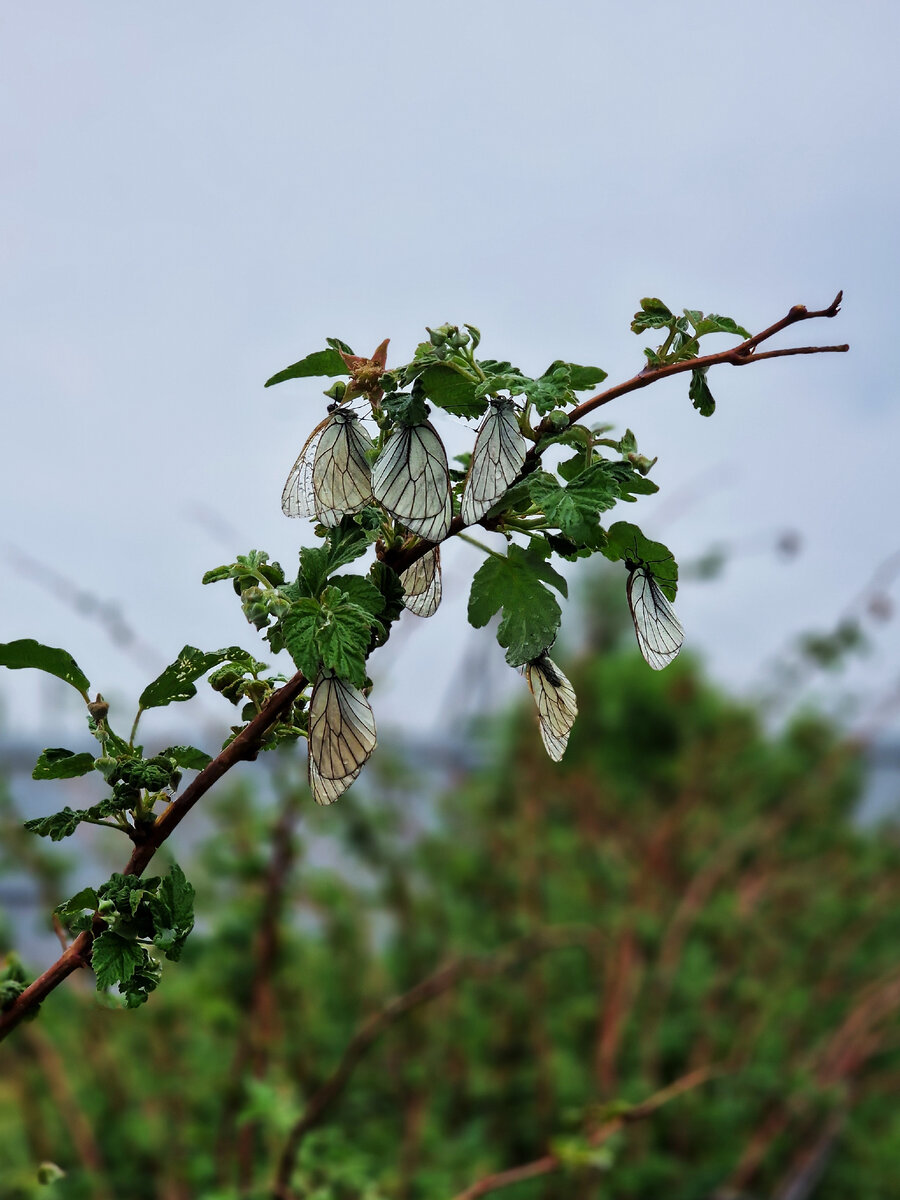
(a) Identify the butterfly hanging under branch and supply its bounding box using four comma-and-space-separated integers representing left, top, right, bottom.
250, 307, 771, 798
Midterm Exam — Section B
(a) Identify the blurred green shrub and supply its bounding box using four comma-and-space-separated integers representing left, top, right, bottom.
1, 648, 899, 1200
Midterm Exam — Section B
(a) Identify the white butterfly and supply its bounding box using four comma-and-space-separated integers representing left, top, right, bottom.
525, 653, 578, 761
371, 420, 452, 543
399, 546, 442, 618
307, 670, 378, 805
282, 408, 373, 526
627, 566, 684, 670
461, 397, 527, 525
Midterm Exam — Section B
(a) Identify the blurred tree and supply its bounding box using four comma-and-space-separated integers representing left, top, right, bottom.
2, 635, 898, 1199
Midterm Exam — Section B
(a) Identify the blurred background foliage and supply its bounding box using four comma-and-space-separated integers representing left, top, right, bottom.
2, 573, 900, 1200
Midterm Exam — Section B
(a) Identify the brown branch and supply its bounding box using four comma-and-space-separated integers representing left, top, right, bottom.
0, 669, 308, 1043
0, 293, 847, 1045
383, 291, 847, 576
449, 1067, 718, 1200
271, 929, 597, 1199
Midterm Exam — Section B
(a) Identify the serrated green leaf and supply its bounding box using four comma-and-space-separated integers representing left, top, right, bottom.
692, 312, 751, 339
201, 565, 233, 585
631, 299, 673, 333
0, 639, 90, 696
24, 807, 84, 841
32, 748, 96, 781
527, 469, 616, 546
328, 575, 386, 619
139, 646, 241, 709
542, 361, 608, 391
54, 886, 99, 922
265, 348, 349, 388
689, 368, 716, 416
604, 521, 679, 599
419, 365, 485, 419
91, 930, 146, 991
368, 562, 405, 648
467, 544, 567, 666
158, 745, 212, 771
282, 588, 373, 686
152, 863, 195, 962
382, 390, 432, 426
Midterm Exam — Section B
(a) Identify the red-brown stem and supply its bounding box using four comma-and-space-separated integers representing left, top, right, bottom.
449, 1067, 717, 1200
0, 670, 308, 1043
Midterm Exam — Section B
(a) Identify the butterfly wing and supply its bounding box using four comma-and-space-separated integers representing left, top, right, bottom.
461, 398, 527, 525
399, 546, 442, 617
282, 415, 331, 519
627, 566, 684, 670
307, 670, 378, 805
525, 653, 578, 762
371, 420, 452, 543
312, 409, 374, 526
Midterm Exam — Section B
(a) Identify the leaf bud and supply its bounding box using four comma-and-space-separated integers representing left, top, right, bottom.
324, 380, 347, 402
426, 326, 447, 347
545, 410, 570, 432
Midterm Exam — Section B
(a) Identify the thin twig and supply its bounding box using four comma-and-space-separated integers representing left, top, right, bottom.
449, 1066, 717, 1200
271, 930, 598, 1199
385, 291, 847, 577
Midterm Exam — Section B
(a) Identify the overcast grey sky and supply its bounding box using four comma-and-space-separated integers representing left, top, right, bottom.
2, 1, 899, 743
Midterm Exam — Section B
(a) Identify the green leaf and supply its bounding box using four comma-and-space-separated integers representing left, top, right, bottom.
201, 564, 232, 585
121, 951, 163, 1008
0, 639, 89, 696
297, 520, 375, 599
55, 886, 99, 922
368, 562, 405, 647
328, 575, 386, 620
282, 588, 374, 686
690, 312, 751, 339
467, 544, 567, 666
24, 807, 84, 841
631, 298, 673, 333
689, 367, 716, 416
604, 521, 679, 599
542, 361, 608, 391
32, 748, 96, 781
139, 646, 241, 709
151, 863, 195, 962
382, 390, 431, 426
264, 348, 349, 388
91, 930, 146, 991
527, 468, 620, 546
158, 745, 212, 771
419, 365, 485, 419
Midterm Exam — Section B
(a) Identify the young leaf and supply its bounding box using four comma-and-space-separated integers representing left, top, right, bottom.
604, 521, 679, 599
689, 367, 716, 416
55, 886, 99, 924
91, 930, 146, 991
264, 347, 349, 388
158, 745, 213, 771
32, 748, 96, 781
24, 807, 85, 841
419, 365, 486, 419
328, 575, 386, 620
528, 466, 624, 545
690, 312, 751, 339
467, 544, 568, 666
631, 298, 673, 333
151, 863, 195, 962
0, 639, 90, 696
139, 646, 242, 709
282, 589, 373, 686
541, 361, 608, 391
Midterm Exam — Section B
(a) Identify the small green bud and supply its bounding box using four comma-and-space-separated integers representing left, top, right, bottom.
94, 756, 118, 780
449, 328, 469, 348
545, 410, 570, 432
426, 326, 448, 347
324, 380, 346, 402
